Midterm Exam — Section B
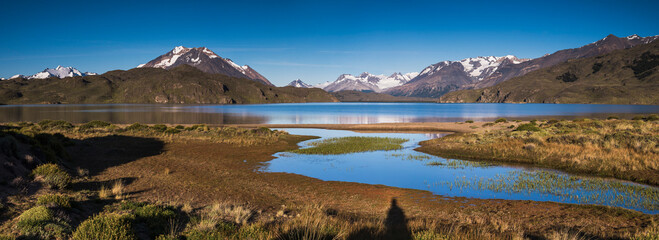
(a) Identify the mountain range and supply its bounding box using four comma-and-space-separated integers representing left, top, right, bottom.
384, 34, 658, 98
439, 37, 659, 104
1, 34, 657, 104
0, 65, 336, 104
4, 66, 96, 80
138, 46, 272, 86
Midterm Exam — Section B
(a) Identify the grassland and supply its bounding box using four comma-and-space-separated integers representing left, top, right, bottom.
290, 136, 408, 155
0, 121, 657, 239
417, 117, 659, 186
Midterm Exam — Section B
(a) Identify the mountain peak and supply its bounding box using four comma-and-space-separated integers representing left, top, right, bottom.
286, 79, 312, 88
138, 46, 272, 86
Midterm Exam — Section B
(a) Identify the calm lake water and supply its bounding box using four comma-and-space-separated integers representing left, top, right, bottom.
0, 103, 658, 124
264, 128, 659, 214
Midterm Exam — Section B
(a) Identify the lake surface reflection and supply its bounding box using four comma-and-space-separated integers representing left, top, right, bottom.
263, 128, 659, 214
0, 103, 657, 124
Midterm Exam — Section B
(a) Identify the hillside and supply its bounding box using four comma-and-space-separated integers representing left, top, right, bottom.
439, 39, 659, 104
330, 90, 435, 102
0, 65, 338, 104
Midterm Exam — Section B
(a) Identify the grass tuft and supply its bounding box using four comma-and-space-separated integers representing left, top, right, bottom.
32, 163, 72, 189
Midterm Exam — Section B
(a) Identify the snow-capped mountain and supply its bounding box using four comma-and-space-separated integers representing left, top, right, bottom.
416, 55, 527, 82
5, 66, 97, 80
385, 55, 528, 98
138, 46, 272, 86
286, 79, 312, 88
29, 66, 97, 79
322, 72, 419, 92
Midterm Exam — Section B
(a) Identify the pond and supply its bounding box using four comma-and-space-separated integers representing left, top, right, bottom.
262, 128, 659, 214
0, 103, 657, 124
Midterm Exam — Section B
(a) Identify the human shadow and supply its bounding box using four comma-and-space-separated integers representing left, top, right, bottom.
347, 198, 413, 240
384, 198, 413, 240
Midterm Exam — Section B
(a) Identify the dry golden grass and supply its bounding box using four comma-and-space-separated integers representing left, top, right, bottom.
419, 119, 659, 185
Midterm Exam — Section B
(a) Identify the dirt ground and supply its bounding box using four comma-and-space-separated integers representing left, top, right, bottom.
64, 132, 657, 238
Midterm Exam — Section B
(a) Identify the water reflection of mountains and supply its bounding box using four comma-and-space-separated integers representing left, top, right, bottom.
0, 105, 266, 124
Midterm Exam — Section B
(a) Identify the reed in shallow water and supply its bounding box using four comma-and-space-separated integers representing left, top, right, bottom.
290, 136, 408, 155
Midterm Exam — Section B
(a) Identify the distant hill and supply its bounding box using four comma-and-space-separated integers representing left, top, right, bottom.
0, 65, 338, 104
331, 90, 435, 102
439, 39, 659, 104
138, 46, 272, 86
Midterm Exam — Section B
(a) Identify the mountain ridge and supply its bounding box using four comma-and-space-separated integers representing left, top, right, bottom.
438, 38, 659, 104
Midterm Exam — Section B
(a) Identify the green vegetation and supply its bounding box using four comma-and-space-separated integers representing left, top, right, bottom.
16, 206, 70, 239
291, 136, 407, 155
71, 213, 135, 240
426, 159, 493, 169
36, 194, 71, 208
514, 123, 541, 132
494, 118, 508, 123
31, 163, 72, 189
440, 40, 659, 104
0, 65, 338, 104
465, 120, 474, 123
418, 119, 659, 185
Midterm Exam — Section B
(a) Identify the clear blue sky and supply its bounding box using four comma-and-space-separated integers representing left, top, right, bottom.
1, 0, 657, 86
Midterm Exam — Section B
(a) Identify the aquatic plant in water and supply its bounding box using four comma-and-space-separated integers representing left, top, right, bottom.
437, 170, 659, 212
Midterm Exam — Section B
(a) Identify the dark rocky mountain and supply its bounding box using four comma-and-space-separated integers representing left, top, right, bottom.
0, 65, 337, 104
439, 38, 659, 105
138, 46, 273, 86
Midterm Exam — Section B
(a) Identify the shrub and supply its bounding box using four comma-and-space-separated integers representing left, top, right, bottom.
79, 120, 112, 131
37, 194, 71, 208
646, 114, 659, 121
112, 202, 177, 238
494, 118, 507, 123
607, 116, 619, 120
72, 213, 136, 240
174, 125, 185, 130
32, 164, 72, 189
482, 123, 495, 127
632, 116, 644, 121
151, 124, 168, 133
465, 120, 474, 123
16, 206, 70, 238
164, 128, 180, 134
38, 120, 73, 130
515, 123, 541, 132
125, 123, 149, 131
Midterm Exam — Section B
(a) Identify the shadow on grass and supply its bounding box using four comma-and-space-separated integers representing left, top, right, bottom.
346, 198, 412, 240
66, 135, 165, 176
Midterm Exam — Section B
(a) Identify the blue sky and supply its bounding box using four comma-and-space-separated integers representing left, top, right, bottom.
1, 0, 658, 86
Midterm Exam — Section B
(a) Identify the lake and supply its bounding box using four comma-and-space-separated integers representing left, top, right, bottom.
264, 128, 659, 214
0, 103, 658, 124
